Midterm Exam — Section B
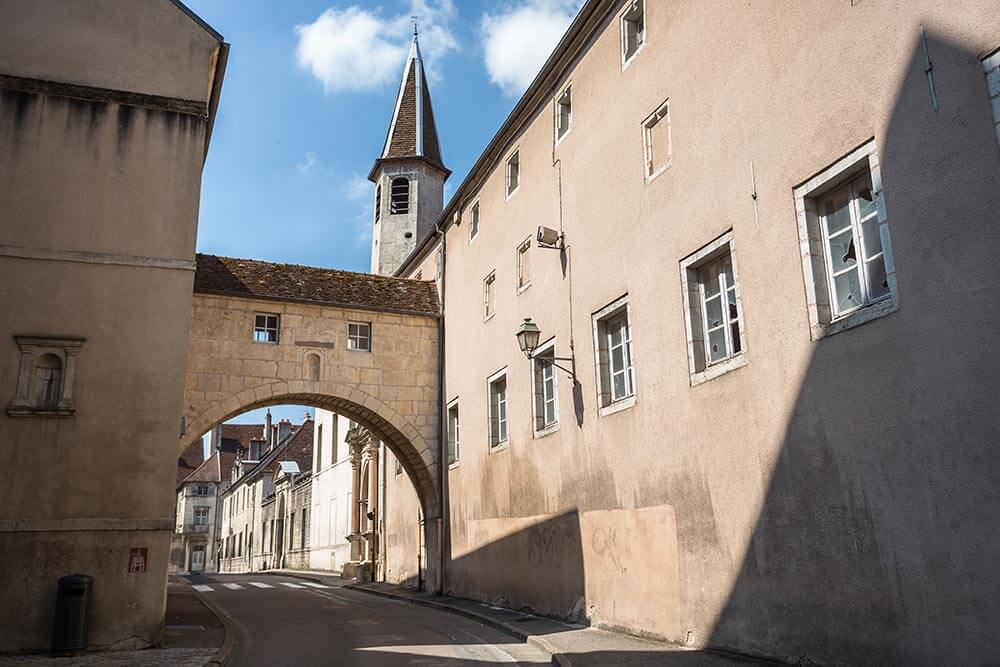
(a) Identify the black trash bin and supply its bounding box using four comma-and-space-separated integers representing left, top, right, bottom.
52, 574, 93, 652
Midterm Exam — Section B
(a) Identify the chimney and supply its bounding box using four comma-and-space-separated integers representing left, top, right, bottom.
277, 419, 292, 444
207, 424, 222, 456
265, 409, 273, 448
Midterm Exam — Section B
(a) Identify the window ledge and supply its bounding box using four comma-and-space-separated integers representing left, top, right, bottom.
533, 423, 561, 439
645, 161, 672, 185
469, 233, 478, 244
484, 312, 496, 323
7, 405, 74, 418
813, 297, 898, 340
622, 43, 645, 72
506, 187, 519, 202
347, 348, 372, 353
517, 282, 532, 295
448, 460, 461, 470
598, 394, 636, 418
555, 129, 572, 147
489, 442, 509, 454
690, 353, 748, 387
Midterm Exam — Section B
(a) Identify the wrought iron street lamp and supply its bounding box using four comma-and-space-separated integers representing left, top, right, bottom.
515, 318, 576, 380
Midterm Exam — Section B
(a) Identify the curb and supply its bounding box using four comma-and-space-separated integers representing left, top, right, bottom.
343, 583, 571, 665
190, 588, 237, 666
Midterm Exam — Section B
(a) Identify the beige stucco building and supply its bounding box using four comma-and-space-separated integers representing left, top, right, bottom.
0, 0, 226, 653
382, 2, 1000, 664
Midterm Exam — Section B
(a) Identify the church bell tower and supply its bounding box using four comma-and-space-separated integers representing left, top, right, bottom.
368, 27, 450, 277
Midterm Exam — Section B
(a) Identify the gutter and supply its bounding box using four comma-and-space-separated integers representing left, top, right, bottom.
435, 226, 447, 596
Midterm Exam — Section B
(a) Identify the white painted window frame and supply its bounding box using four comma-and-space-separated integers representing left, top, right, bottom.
531, 338, 560, 438
469, 200, 480, 243
554, 83, 572, 145
679, 231, 748, 386
620, 0, 646, 71
483, 270, 496, 321
487, 367, 509, 451
505, 149, 520, 200
347, 321, 372, 352
516, 236, 532, 293
447, 397, 460, 467
642, 99, 671, 183
592, 295, 636, 417
793, 139, 898, 340
253, 313, 280, 344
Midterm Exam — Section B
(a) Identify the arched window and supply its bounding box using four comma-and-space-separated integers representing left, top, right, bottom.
34, 353, 62, 408
374, 183, 382, 222
390, 177, 410, 215
306, 354, 320, 381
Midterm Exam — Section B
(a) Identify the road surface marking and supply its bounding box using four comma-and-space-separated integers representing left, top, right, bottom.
222, 583, 244, 590
247, 582, 274, 588
192, 585, 214, 592
302, 582, 330, 588
280, 582, 307, 589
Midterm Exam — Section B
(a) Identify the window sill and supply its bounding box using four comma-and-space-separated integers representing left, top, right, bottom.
489, 442, 509, 454
517, 282, 532, 295
598, 394, 635, 418
621, 43, 645, 72
469, 233, 479, 244
484, 312, 496, 323
7, 405, 74, 418
448, 460, 461, 470
644, 161, 672, 185
690, 353, 748, 387
555, 129, 572, 147
506, 187, 520, 202
347, 348, 372, 353
533, 423, 560, 439
253, 340, 279, 345
813, 297, 898, 340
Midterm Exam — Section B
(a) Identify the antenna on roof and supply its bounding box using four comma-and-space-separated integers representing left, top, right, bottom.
412, 15, 419, 37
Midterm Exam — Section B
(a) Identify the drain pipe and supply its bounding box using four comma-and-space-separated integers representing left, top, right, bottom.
434, 222, 447, 596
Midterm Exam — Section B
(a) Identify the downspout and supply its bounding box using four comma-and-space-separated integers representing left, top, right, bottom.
435, 223, 447, 596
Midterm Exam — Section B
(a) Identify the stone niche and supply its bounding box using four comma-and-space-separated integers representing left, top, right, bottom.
7, 335, 85, 417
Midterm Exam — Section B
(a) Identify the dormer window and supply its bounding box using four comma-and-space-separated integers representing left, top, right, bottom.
8, 335, 84, 417
390, 177, 410, 214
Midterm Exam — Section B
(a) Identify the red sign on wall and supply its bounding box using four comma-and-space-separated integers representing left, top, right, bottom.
128, 547, 148, 573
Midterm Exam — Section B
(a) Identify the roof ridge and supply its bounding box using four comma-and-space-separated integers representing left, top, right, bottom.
195, 253, 431, 284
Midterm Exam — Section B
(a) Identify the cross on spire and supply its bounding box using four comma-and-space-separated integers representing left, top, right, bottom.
411, 15, 419, 37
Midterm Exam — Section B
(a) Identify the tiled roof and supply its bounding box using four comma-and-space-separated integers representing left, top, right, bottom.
177, 440, 204, 485
221, 423, 264, 447
182, 452, 222, 484
194, 254, 440, 316
267, 419, 314, 476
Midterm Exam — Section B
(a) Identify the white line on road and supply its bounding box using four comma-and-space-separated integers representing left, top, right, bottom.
280, 582, 307, 589
247, 582, 274, 588
192, 585, 213, 592
301, 582, 330, 589
222, 583, 244, 590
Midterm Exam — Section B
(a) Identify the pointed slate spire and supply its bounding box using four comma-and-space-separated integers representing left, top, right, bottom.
370, 29, 448, 180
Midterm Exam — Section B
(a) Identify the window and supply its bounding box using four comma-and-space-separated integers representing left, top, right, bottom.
555, 85, 572, 142
483, 271, 496, 320
395, 459, 403, 476
330, 419, 339, 463
301, 508, 308, 549
289, 512, 295, 550
532, 340, 559, 435
680, 232, 747, 385
316, 424, 323, 471
254, 313, 279, 343
621, 0, 645, 66
8, 335, 84, 417
517, 238, 532, 291
348, 322, 371, 351
390, 177, 410, 214
593, 296, 635, 415
488, 370, 508, 449
447, 399, 460, 465
793, 139, 897, 339
194, 507, 209, 526
506, 150, 520, 198
983, 50, 1000, 146
469, 201, 480, 241
196, 484, 211, 496
374, 183, 382, 222
642, 100, 671, 181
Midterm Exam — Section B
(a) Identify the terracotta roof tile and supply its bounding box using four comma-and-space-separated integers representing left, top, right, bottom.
194, 254, 439, 316
177, 440, 204, 485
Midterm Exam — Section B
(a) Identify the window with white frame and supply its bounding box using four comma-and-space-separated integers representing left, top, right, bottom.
555, 85, 572, 142
643, 100, 671, 180
680, 232, 747, 385
593, 296, 635, 414
447, 400, 460, 464
347, 322, 371, 351
488, 370, 508, 449
532, 340, 559, 434
254, 313, 279, 343
517, 238, 532, 291
316, 424, 324, 471
390, 177, 410, 214
621, 0, 645, 66
194, 506, 209, 526
196, 484, 211, 496
483, 271, 496, 320
793, 139, 897, 339
469, 201, 480, 241
506, 150, 520, 198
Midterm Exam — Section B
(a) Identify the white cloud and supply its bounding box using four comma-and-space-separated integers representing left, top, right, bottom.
481, 0, 583, 97
296, 152, 318, 173
342, 174, 374, 245
296, 1, 457, 94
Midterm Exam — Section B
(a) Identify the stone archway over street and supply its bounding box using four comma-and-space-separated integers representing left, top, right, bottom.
180, 254, 441, 586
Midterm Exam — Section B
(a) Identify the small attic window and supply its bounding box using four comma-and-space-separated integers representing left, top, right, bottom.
391, 177, 410, 214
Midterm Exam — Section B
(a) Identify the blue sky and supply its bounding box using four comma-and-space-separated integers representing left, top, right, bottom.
185, 0, 583, 427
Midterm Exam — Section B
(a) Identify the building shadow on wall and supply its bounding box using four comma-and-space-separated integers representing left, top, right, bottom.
705, 32, 1000, 665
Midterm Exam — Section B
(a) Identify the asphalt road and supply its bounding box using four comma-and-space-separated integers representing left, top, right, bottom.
180, 573, 550, 666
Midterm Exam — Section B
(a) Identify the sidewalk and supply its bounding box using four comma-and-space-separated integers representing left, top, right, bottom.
271, 569, 771, 666
0, 577, 226, 666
